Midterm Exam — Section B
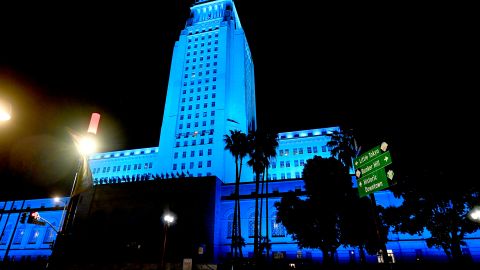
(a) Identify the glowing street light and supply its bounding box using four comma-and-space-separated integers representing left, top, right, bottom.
76, 135, 97, 155
163, 214, 175, 224
0, 99, 12, 121
61, 113, 100, 234
47, 113, 101, 269
468, 206, 480, 223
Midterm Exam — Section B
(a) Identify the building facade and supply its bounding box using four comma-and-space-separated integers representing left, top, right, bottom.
1, 0, 479, 266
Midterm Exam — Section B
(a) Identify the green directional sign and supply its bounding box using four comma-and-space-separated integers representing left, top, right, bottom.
358, 151, 392, 178
354, 142, 393, 197
354, 145, 383, 168
357, 168, 389, 197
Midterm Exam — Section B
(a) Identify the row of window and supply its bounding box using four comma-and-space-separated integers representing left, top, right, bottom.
186, 46, 218, 56
270, 160, 306, 169
278, 146, 327, 157
187, 39, 219, 49
185, 57, 217, 65
182, 85, 216, 94
178, 120, 215, 129
93, 162, 153, 174
269, 172, 303, 180
175, 138, 214, 147
180, 111, 215, 120
176, 129, 214, 139
181, 93, 216, 102
180, 102, 216, 111
174, 148, 213, 159
227, 218, 286, 238
279, 129, 330, 139
183, 76, 218, 85
184, 69, 218, 78
173, 160, 212, 170
0, 225, 56, 246
187, 32, 219, 42
185, 72, 218, 80
185, 63, 217, 72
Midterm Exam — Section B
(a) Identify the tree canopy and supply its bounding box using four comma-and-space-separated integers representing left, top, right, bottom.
275, 156, 353, 264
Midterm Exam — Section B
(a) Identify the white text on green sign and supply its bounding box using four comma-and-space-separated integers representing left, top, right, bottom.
357, 169, 389, 197
354, 145, 382, 168
359, 151, 392, 177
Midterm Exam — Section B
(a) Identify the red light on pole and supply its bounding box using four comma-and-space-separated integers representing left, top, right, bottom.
87, 113, 101, 134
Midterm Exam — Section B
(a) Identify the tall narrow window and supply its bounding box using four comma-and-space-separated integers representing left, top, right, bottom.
248, 213, 255, 238
272, 213, 286, 237
43, 223, 57, 243
0, 225, 12, 245
226, 213, 233, 239
12, 226, 26, 245
28, 228, 41, 244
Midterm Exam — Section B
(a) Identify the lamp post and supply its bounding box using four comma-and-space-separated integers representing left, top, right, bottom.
59, 134, 97, 234
47, 114, 100, 269
60, 113, 100, 234
161, 213, 175, 270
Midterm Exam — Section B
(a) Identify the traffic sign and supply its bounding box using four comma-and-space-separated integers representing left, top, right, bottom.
357, 168, 389, 197
353, 142, 388, 168
354, 142, 393, 197
356, 151, 392, 178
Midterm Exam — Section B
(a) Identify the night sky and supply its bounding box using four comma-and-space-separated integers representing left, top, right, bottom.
0, 1, 475, 198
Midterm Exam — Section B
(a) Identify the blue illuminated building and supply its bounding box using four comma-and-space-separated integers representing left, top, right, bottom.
1, 0, 479, 265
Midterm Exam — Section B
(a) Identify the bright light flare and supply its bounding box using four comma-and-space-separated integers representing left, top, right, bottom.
468, 206, 480, 222
0, 99, 12, 121
163, 214, 175, 224
77, 136, 97, 155
54, 197, 61, 203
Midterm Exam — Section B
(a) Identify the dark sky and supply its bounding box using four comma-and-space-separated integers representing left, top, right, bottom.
0, 1, 475, 198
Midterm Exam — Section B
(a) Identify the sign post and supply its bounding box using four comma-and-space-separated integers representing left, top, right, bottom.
354, 142, 394, 264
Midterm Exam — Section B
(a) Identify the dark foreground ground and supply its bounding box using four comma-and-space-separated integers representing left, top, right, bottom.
1, 261, 479, 270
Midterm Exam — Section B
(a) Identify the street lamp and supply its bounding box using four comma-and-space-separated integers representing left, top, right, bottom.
60, 113, 100, 233
76, 135, 97, 156
47, 113, 100, 269
0, 99, 12, 121
161, 213, 176, 270
60, 133, 97, 234
468, 206, 480, 223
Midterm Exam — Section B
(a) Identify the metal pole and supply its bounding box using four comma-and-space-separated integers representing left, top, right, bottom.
47, 158, 82, 269
60, 157, 82, 234
39, 217, 59, 234
369, 193, 390, 263
161, 223, 168, 270
56, 199, 68, 234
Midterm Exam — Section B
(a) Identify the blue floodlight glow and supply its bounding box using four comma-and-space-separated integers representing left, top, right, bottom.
1, 0, 479, 265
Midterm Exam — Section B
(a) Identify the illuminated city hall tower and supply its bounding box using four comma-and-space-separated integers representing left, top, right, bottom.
157, 0, 256, 183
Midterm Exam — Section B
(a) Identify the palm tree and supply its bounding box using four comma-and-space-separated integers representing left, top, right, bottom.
224, 130, 249, 259
246, 129, 278, 261
260, 130, 278, 260
326, 128, 360, 170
